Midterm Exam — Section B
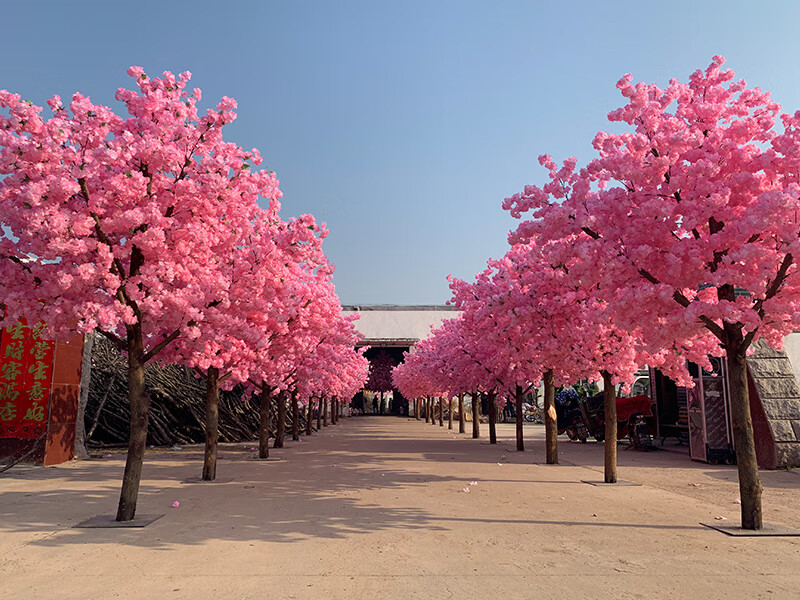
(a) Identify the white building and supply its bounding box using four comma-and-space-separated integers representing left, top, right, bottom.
342, 305, 458, 350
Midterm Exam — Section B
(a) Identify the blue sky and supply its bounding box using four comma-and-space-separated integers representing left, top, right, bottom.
2, 1, 799, 304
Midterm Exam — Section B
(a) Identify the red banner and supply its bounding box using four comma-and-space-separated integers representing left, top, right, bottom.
0, 322, 54, 439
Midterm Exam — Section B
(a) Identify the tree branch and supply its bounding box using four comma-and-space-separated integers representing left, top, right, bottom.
639, 269, 726, 341
752, 253, 793, 319
96, 328, 126, 351
143, 329, 182, 363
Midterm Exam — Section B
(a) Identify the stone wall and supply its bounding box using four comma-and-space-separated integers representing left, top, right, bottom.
747, 339, 800, 468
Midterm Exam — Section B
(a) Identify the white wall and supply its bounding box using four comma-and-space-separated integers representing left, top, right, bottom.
342, 306, 458, 343
782, 333, 800, 388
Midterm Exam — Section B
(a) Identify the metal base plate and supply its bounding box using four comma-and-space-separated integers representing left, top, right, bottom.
75, 514, 164, 528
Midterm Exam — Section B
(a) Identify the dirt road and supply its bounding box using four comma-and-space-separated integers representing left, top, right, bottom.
2, 417, 799, 599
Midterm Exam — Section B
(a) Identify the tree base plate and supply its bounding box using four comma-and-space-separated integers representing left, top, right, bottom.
181, 477, 234, 484
74, 514, 164, 528
700, 522, 800, 536
581, 480, 642, 486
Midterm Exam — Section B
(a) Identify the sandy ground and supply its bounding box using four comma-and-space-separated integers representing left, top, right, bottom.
1, 416, 799, 600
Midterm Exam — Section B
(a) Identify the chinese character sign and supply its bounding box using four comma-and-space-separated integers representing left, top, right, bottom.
0, 322, 54, 438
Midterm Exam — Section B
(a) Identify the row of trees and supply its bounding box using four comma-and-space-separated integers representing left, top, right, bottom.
394, 57, 800, 530
0, 68, 369, 521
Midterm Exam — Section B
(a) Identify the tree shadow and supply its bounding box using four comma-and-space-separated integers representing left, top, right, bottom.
435, 516, 704, 531
702, 468, 800, 490
0, 440, 456, 548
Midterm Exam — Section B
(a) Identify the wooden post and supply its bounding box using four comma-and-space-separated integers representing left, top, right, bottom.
515, 384, 524, 452
458, 393, 465, 434
291, 390, 300, 441
116, 324, 149, 521
472, 392, 480, 439
259, 383, 271, 459
448, 397, 453, 430
724, 325, 764, 530
602, 370, 617, 483
274, 390, 286, 448
74, 330, 94, 460
544, 369, 558, 464
488, 391, 497, 444
202, 366, 220, 481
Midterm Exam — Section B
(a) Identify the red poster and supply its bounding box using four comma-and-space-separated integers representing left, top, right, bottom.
0, 322, 54, 439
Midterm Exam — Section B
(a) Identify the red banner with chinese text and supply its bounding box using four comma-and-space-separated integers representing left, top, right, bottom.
0, 322, 55, 438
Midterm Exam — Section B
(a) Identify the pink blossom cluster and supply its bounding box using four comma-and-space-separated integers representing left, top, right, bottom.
0, 67, 368, 403
398, 56, 800, 399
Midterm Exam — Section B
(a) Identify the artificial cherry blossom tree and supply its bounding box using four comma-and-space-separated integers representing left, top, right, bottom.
366, 349, 396, 413
505, 57, 800, 529
0, 68, 279, 520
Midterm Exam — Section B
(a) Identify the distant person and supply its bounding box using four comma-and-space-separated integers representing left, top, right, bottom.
372, 396, 378, 414
504, 399, 514, 420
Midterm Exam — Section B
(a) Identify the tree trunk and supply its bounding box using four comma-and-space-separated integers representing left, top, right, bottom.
472, 393, 480, 439
306, 398, 314, 435
202, 367, 220, 481
724, 325, 763, 530
331, 398, 337, 424
425, 396, 430, 423
544, 369, 558, 464
602, 370, 617, 484
291, 390, 300, 441
415, 398, 420, 420
448, 397, 453, 430
458, 393, 465, 434
323, 397, 328, 427
438, 397, 444, 427
316, 396, 322, 430
74, 330, 95, 460
259, 384, 271, 459
274, 391, 286, 448
515, 384, 524, 452
488, 392, 497, 444
431, 397, 437, 426
116, 325, 149, 521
